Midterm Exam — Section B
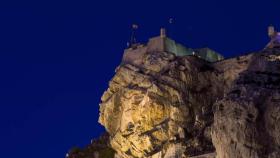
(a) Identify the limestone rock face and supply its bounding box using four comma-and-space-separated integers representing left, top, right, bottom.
212, 49, 280, 158
95, 48, 280, 158
99, 51, 223, 158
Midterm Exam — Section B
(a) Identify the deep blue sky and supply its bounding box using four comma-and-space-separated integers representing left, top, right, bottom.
0, 0, 279, 157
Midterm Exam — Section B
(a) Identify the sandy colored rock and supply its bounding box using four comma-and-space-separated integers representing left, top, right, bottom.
99, 48, 280, 158
99, 51, 223, 158
69, 47, 280, 158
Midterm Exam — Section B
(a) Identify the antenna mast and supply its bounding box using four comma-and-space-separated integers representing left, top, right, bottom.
128, 24, 138, 48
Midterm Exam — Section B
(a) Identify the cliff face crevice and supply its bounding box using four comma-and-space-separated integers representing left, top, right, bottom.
68, 48, 280, 158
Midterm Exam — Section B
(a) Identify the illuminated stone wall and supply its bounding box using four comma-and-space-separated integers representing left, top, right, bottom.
122, 35, 224, 66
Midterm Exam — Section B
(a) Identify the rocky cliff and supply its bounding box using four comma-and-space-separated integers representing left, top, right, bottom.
68, 47, 280, 158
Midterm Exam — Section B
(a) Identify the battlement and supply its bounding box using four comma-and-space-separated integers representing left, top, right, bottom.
122, 28, 224, 65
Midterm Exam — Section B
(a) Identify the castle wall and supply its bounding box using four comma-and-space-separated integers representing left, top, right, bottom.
122, 35, 224, 65
147, 36, 165, 52
122, 45, 147, 66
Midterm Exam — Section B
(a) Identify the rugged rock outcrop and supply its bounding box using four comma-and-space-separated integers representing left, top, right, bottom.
212, 49, 280, 158
69, 48, 280, 158
99, 51, 222, 158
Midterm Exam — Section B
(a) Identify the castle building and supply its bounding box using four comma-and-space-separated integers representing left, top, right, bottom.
122, 28, 224, 65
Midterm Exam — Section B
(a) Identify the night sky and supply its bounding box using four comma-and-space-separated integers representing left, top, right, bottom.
0, 0, 279, 158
